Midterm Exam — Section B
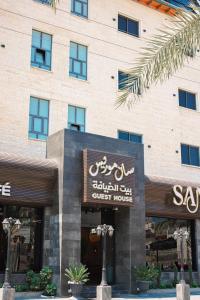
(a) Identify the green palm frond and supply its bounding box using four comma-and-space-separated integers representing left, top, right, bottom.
65, 264, 90, 283
117, 7, 200, 108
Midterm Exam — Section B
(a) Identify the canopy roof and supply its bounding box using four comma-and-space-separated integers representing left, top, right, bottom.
135, 0, 196, 15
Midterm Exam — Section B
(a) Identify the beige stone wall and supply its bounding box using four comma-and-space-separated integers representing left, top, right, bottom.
0, 0, 200, 182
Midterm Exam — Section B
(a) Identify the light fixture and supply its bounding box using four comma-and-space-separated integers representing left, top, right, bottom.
2, 218, 9, 231
108, 226, 114, 237
173, 230, 178, 240
15, 219, 21, 230
90, 228, 96, 234
96, 225, 102, 236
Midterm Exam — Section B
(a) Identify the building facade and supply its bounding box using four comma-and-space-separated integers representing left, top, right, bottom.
0, 0, 200, 295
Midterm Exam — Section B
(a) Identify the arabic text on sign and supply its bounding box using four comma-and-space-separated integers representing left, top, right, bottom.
89, 156, 134, 181
92, 180, 132, 196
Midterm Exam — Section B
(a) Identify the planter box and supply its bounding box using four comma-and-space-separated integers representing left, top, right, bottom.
137, 280, 150, 292
69, 283, 83, 299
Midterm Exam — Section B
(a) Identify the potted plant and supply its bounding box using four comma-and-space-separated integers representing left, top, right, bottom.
134, 265, 159, 292
65, 264, 89, 299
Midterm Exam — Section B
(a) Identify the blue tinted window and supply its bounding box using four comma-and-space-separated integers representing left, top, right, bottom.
190, 146, 199, 166
68, 105, 85, 132
118, 131, 142, 144
187, 92, 196, 110
130, 133, 142, 143
181, 144, 200, 166
128, 19, 139, 36
118, 15, 127, 32
118, 15, 139, 37
31, 30, 52, 70
179, 90, 196, 110
181, 144, 189, 164
118, 71, 129, 90
71, 0, 88, 18
29, 97, 49, 140
118, 131, 129, 141
34, 0, 52, 4
118, 71, 141, 94
69, 42, 87, 80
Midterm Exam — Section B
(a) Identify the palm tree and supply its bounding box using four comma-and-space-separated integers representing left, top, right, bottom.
117, 6, 200, 107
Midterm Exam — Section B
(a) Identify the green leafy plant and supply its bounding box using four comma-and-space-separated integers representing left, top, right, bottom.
26, 270, 35, 285
188, 263, 193, 286
43, 283, 57, 296
0, 283, 3, 288
135, 265, 159, 282
29, 274, 42, 291
26, 267, 56, 292
156, 264, 162, 287
191, 282, 199, 288
14, 283, 29, 292
40, 267, 53, 289
65, 264, 90, 284
173, 264, 178, 287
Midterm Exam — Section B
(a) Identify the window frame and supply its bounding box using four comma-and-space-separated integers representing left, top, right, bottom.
118, 130, 143, 144
118, 70, 141, 94
71, 0, 88, 18
29, 96, 50, 141
68, 105, 86, 132
118, 14, 139, 38
181, 143, 200, 167
178, 89, 197, 111
69, 42, 88, 80
34, 0, 52, 5
31, 29, 52, 71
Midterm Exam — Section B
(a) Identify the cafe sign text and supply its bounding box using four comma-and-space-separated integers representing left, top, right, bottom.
83, 149, 135, 206
0, 182, 11, 197
173, 185, 200, 214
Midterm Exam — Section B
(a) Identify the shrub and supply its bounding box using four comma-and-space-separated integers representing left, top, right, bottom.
14, 283, 29, 292
65, 264, 89, 284
134, 266, 159, 282
43, 283, 57, 296
40, 267, 53, 289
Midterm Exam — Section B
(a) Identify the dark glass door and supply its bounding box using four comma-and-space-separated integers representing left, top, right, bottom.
0, 205, 43, 273
81, 227, 102, 284
81, 208, 115, 285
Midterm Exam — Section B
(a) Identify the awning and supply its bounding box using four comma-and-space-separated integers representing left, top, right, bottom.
145, 175, 200, 219
0, 152, 58, 207
145, 175, 200, 188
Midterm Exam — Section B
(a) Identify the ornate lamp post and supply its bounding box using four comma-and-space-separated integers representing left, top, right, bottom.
173, 228, 189, 283
92, 224, 114, 286
2, 217, 21, 289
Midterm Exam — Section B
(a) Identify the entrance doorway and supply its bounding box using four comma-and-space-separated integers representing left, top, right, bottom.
81, 208, 115, 285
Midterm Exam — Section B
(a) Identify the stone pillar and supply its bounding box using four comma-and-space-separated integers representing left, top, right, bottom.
43, 207, 60, 287
47, 129, 145, 296
115, 156, 145, 293
176, 282, 190, 300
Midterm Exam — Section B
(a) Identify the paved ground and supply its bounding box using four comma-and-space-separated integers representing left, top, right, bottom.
15, 295, 200, 300
15, 288, 200, 300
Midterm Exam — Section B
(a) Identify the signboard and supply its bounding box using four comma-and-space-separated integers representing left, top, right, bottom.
173, 185, 200, 214
0, 182, 11, 196
83, 149, 135, 206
